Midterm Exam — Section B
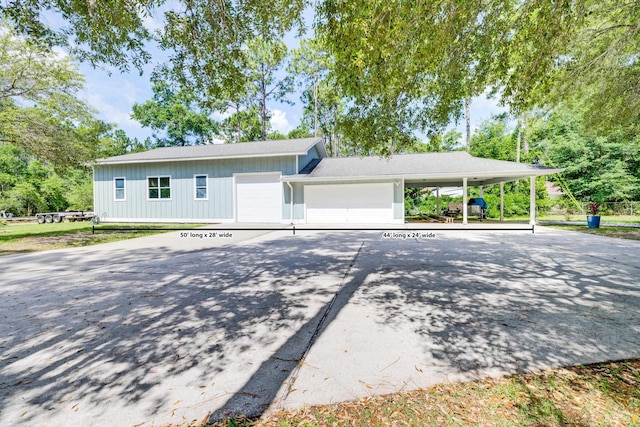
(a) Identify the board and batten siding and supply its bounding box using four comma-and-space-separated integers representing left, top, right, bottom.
94, 156, 297, 222
297, 145, 320, 173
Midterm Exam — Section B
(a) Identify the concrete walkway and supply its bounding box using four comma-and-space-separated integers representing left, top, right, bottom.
1, 226, 639, 426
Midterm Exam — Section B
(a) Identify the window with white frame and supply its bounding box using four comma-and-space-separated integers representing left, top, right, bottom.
194, 174, 208, 200
148, 176, 171, 199
114, 177, 126, 200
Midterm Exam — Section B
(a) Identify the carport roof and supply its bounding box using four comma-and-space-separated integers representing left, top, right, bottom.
285, 151, 562, 186
94, 137, 326, 165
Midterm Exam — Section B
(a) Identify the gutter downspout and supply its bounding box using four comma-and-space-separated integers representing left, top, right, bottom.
286, 181, 294, 225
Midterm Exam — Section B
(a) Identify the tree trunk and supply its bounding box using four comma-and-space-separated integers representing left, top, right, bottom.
465, 98, 471, 153
236, 103, 241, 143
261, 74, 267, 141
332, 105, 339, 157
313, 77, 318, 137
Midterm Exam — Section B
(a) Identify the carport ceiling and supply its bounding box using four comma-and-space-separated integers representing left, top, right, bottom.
285, 151, 562, 186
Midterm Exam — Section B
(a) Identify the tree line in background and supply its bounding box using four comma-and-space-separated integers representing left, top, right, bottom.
2, 1, 640, 216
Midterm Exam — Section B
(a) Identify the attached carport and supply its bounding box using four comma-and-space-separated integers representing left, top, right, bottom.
283, 152, 562, 224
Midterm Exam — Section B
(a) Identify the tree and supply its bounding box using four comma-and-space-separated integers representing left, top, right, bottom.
244, 38, 293, 141
533, 108, 640, 203
316, 1, 503, 153
98, 127, 149, 158
1, 0, 156, 72
290, 38, 332, 137
315, 0, 640, 150
131, 82, 218, 146
0, 22, 100, 168
2, 0, 308, 73
470, 114, 516, 161
0, 142, 27, 193
219, 105, 264, 143
157, 0, 306, 111
2, 181, 45, 216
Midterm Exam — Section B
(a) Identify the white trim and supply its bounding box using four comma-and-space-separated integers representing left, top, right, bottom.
146, 175, 172, 201
113, 177, 126, 201
282, 169, 563, 183
462, 177, 468, 225
530, 175, 537, 225
401, 178, 405, 222
99, 217, 235, 224
193, 174, 209, 201
96, 152, 307, 165
500, 181, 505, 222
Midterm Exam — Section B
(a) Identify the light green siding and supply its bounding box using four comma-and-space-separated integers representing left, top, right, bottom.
94, 156, 296, 222
297, 145, 320, 172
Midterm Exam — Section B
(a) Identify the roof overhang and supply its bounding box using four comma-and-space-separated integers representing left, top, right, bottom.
93, 137, 327, 166
94, 151, 310, 166
282, 168, 563, 186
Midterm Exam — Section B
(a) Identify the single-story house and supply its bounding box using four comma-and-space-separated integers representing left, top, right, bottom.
92, 137, 561, 225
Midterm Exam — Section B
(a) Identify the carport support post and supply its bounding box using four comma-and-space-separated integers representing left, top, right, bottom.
500, 182, 504, 222
462, 177, 468, 225
530, 175, 536, 225
436, 187, 440, 213
479, 186, 483, 198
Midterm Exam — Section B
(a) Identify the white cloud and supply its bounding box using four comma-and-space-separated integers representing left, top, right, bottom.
213, 109, 232, 121
51, 46, 70, 60
270, 109, 292, 134
141, 13, 164, 33
85, 92, 145, 135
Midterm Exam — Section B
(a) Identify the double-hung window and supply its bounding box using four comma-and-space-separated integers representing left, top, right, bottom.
114, 177, 126, 201
194, 174, 208, 200
148, 176, 171, 199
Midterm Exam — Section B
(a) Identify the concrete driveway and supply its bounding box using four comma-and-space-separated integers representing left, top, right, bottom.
1, 226, 639, 426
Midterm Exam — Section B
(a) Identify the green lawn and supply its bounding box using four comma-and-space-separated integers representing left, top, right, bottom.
537, 214, 640, 224
0, 221, 206, 254
548, 225, 640, 241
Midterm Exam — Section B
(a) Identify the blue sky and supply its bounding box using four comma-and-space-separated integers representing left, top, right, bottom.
74, 11, 508, 144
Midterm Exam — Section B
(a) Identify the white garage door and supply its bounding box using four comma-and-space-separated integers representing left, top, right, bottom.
305, 183, 394, 223
236, 174, 282, 223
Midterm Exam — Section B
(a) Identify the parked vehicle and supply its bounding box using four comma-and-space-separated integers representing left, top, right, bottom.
0, 210, 14, 219
35, 211, 95, 224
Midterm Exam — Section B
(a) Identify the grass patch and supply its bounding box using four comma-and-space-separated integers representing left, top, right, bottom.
0, 222, 206, 255
201, 360, 640, 427
538, 215, 640, 224
550, 225, 640, 241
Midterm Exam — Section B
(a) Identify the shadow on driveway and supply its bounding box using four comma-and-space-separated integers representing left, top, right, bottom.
281, 229, 640, 408
0, 231, 372, 426
1, 228, 639, 425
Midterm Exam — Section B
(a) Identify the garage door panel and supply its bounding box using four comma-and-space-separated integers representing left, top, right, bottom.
305, 183, 393, 223
236, 174, 282, 223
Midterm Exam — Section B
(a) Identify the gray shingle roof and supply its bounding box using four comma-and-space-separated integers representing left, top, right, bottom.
94, 137, 325, 165
284, 152, 562, 186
